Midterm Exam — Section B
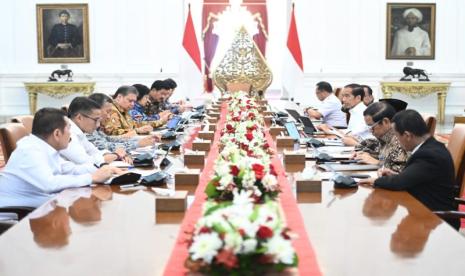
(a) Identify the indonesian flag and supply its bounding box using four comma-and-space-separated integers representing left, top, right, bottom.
282, 3, 304, 102
178, 4, 203, 101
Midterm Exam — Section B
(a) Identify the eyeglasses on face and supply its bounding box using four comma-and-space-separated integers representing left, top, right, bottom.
367, 120, 381, 131
81, 113, 101, 123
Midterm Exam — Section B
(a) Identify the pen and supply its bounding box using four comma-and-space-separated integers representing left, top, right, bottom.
120, 184, 137, 189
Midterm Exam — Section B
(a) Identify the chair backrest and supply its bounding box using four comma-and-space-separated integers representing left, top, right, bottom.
424, 116, 436, 136
0, 123, 28, 162
226, 83, 252, 93
10, 115, 34, 134
447, 124, 465, 196
453, 116, 465, 125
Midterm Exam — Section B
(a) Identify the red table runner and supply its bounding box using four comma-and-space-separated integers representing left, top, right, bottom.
163, 103, 322, 275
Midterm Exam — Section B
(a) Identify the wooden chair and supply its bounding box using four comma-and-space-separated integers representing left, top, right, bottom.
447, 124, 465, 189
424, 116, 437, 136
226, 83, 252, 93
434, 124, 465, 227
0, 123, 28, 163
453, 116, 465, 125
10, 115, 33, 134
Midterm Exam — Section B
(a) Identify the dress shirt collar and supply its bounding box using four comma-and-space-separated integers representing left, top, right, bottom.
133, 102, 145, 112
28, 134, 58, 157
113, 102, 126, 114
69, 119, 85, 137
349, 101, 365, 115
411, 139, 426, 155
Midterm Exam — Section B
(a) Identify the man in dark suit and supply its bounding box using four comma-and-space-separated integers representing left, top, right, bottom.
359, 110, 459, 229
47, 10, 82, 57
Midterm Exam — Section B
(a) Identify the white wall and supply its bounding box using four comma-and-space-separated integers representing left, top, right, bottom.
292, 0, 465, 119
0, 0, 464, 121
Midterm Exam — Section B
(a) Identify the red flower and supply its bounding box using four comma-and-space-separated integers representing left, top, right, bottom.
257, 225, 273, 239
245, 132, 254, 141
216, 249, 238, 269
230, 165, 240, 176
281, 228, 292, 240
199, 227, 211, 234
238, 228, 246, 237
263, 142, 270, 149
252, 163, 265, 180
269, 164, 278, 176
226, 124, 233, 130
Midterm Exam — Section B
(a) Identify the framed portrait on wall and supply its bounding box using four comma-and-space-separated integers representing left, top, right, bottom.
36, 3, 90, 63
386, 3, 436, 59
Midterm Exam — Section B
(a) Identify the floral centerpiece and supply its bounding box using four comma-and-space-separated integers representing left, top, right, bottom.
205, 146, 279, 203
185, 191, 298, 275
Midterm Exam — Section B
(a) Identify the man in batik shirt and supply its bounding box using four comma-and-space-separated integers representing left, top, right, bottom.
87, 93, 158, 151
101, 86, 166, 136
354, 102, 408, 172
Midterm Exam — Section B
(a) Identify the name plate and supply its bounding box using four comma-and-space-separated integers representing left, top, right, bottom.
207, 117, 218, 124
264, 115, 273, 126
155, 190, 188, 212
192, 140, 212, 152
269, 126, 285, 137
283, 151, 306, 165
296, 176, 322, 193
276, 136, 295, 147
209, 112, 221, 119
184, 151, 206, 166
198, 131, 215, 140
208, 124, 217, 132
263, 111, 274, 116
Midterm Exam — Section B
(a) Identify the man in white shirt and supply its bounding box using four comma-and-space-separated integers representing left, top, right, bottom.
0, 108, 114, 210
306, 81, 347, 128
60, 97, 131, 166
319, 84, 372, 145
391, 8, 431, 57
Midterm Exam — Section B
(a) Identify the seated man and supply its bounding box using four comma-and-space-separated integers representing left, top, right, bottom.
60, 97, 131, 165
361, 84, 374, 106
87, 93, 159, 151
146, 80, 171, 116
319, 84, 372, 145
164, 78, 189, 114
129, 84, 171, 122
359, 110, 459, 229
353, 102, 408, 172
101, 85, 166, 136
0, 108, 115, 209
306, 81, 347, 128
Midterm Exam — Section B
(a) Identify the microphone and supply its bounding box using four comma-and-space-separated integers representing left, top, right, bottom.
159, 145, 173, 169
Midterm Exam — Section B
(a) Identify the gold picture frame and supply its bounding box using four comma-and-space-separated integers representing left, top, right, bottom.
36, 3, 90, 63
386, 3, 436, 60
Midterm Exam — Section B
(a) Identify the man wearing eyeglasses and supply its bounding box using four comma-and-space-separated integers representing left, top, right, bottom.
353, 102, 408, 172
102, 85, 166, 136
60, 97, 130, 166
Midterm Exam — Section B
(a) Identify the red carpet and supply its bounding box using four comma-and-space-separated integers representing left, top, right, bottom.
163, 103, 322, 275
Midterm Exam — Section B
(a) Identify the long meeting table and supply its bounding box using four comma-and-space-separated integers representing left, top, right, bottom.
0, 101, 465, 276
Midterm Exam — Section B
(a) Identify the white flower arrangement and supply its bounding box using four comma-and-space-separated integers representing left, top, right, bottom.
186, 193, 298, 274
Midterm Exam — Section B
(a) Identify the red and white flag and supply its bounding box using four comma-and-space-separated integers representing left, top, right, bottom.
178, 4, 203, 101
282, 3, 304, 102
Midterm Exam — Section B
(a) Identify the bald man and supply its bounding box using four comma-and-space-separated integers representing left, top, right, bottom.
391, 8, 431, 56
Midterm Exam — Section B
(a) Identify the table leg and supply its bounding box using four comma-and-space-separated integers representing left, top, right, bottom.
28, 92, 37, 115
437, 92, 447, 124
381, 87, 392, 99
